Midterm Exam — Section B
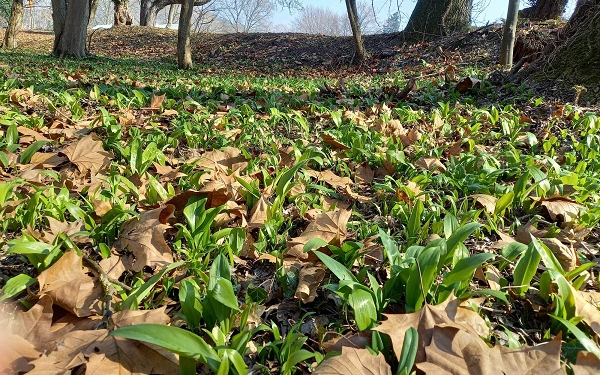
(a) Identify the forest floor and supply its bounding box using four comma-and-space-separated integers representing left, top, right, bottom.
1, 22, 600, 375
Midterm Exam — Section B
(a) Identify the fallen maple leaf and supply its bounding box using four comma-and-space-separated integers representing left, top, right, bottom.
414, 157, 446, 172
295, 265, 326, 303
100, 205, 175, 278
374, 297, 488, 363
286, 207, 352, 260
37, 250, 103, 317
538, 196, 581, 223
354, 163, 374, 184
471, 194, 497, 215
248, 195, 270, 229
571, 351, 600, 375
313, 346, 391, 375
149, 92, 166, 110
0, 333, 38, 374
60, 134, 112, 175
321, 133, 350, 150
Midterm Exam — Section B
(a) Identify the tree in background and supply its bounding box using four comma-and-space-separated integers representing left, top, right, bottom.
382, 11, 400, 33
216, 0, 273, 33
292, 5, 344, 35
500, 0, 519, 67
3, 0, 23, 48
520, 0, 568, 20
166, 3, 177, 27
345, 0, 365, 63
521, 0, 600, 102
140, 0, 211, 26
52, 0, 90, 57
113, 0, 133, 25
403, 0, 472, 41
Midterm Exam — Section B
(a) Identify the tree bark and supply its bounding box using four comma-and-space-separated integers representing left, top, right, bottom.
500, 0, 520, 67
52, 0, 89, 58
177, 0, 193, 69
166, 4, 177, 28
345, 0, 365, 63
521, 0, 600, 103
114, 0, 133, 26
403, 0, 472, 41
520, 0, 568, 20
3, 0, 24, 49
140, 0, 210, 26
89, 0, 99, 24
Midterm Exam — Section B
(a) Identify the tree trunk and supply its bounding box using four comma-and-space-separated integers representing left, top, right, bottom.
177, 0, 193, 69
500, 0, 520, 67
520, 0, 568, 20
345, 0, 365, 63
114, 0, 133, 26
140, 0, 159, 26
3, 0, 24, 49
521, 0, 600, 103
403, 0, 472, 41
52, 0, 89, 58
166, 4, 177, 28
89, 0, 99, 24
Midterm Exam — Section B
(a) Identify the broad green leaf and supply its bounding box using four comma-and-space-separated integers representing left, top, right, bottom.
0, 274, 36, 301
211, 278, 240, 311
179, 279, 202, 330
314, 251, 356, 282
397, 327, 418, 375
512, 243, 541, 295
7, 240, 55, 255
281, 349, 314, 375
121, 261, 184, 310
407, 199, 424, 240
20, 140, 50, 164
275, 159, 308, 197
379, 228, 401, 266
551, 315, 600, 359
405, 241, 444, 311
494, 191, 514, 215
443, 253, 495, 286
110, 324, 220, 369
446, 222, 481, 254
303, 237, 329, 253
348, 288, 377, 331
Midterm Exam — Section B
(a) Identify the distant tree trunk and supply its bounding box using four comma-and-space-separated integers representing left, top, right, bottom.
345, 0, 365, 63
520, 0, 568, 20
52, 0, 90, 58
89, 0, 99, 24
140, 0, 211, 27
403, 0, 473, 41
500, 0, 520, 66
521, 0, 600, 103
3, 0, 24, 49
166, 4, 177, 28
177, 0, 193, 69
114, 0, 133, 26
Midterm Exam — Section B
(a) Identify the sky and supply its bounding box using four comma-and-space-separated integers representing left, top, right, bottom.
270, 0, 577, 33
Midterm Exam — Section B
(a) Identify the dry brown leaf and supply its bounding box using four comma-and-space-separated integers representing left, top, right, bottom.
60, 134, 112, 175
152, 162, 186, 182
313, 346, 391, 375
471, 194, 497, 215
571, 351, 600, 375
414, 157, 446, 172
354, 163, 374, 184
248, 195, 270, 229
456, 77, 481, 93
93, 199, 113, 217
374, 297, 488, 363
311, 169, 353, 189
493, 231, 516, 249
539, 237, 577, 272
515, 220, 549, 244
321, 331, 371, 352
321, 133, 350, 150
538, 196, 581, 223
343, 185, 373, 203
295, 265, 326, 303
193, 146, 248, 173
416, 325, 564, 375
287, 208, 352, 260
43, 217, 87, 244
406, 181, 425, 201
28, 152, 68, 169
17, 126, 50, 142
0, 333, 38, 374
101, 205, 175, 278
574, 289, 600, 337
37, 250, 103, 317
149, 92, 166, 110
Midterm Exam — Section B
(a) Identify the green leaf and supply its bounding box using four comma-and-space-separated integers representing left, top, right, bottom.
443, 253, 495, 286
348, 288, 377, 331
7, 240, 55, 255
179, 279, 202, 330
407, 199, 424, 241
512, 243, 541, 295
0, 274, 36, 301
121, 262, 184, 310
405, 241, 445, 311
313, 251, 356, 282
211, 278, 240, 311
302, 237, 329, 253
446, 222, 481, 254
551, 315, 600, 359
275, 159, 309, 197
110, 324, 220, 369
397, 327, 418, 375
379, 228, 401, 266
494, 191, 514, 215
281, 349, 314, 374
20, 140, 50, 164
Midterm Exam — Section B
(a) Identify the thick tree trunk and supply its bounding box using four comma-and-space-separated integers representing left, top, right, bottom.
89, 0, 99, 24
403, 0, 472, 41
500, 0, 520, 67
166, 4, 177, 28
345, 0, 365, 63
52, 0, 89, 58
114, 0, 133, 26
520, 0, 567, 20
3, 0, 24, 49
521, 0, 600, 103
177, 0, 193, 69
